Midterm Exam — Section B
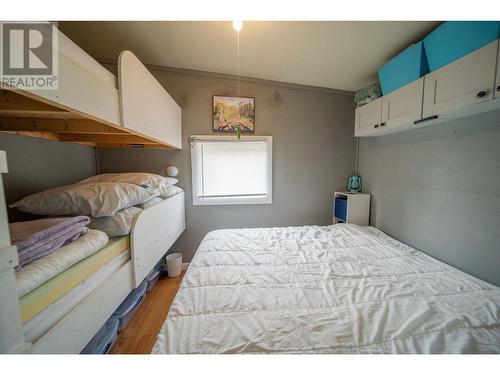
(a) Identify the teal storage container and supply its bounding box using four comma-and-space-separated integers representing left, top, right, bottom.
111, 281, 147, 332
81, 318, 119, 354
423, 21, 500, 72
378, 42, 429, 95
145, 268, 161, 293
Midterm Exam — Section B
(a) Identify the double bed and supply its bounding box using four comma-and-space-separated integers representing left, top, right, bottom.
153, 224, 500, 354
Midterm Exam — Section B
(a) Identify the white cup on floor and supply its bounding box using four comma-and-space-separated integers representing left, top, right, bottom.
165, 253, 182, 277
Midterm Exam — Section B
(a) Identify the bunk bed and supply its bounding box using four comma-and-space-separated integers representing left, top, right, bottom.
0, 24, 182, 149
0, 24, 185, 353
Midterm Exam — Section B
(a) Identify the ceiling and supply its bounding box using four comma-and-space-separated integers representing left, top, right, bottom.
60, 21, 439, 92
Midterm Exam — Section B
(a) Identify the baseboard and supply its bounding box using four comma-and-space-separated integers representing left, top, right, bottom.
181, 262, 190, 271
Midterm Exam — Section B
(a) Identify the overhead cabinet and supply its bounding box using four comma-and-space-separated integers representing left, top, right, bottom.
380, 78, 424, 135
355, 78, 423, 137
354, 98, 382, 136
0, 24, 181, 149
355, 39, 500, 137
423, 40, 498, 118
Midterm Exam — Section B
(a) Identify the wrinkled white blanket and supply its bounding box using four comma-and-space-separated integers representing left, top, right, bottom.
153, 224, 500, 354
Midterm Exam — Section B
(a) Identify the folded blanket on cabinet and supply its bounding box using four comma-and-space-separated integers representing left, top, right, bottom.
10, 216, 90, 269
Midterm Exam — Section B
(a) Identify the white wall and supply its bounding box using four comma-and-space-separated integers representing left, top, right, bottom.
97, 67, 357, 261
359, 109, 500, 286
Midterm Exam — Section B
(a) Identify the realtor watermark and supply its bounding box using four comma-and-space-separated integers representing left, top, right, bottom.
0, 22, 58, 90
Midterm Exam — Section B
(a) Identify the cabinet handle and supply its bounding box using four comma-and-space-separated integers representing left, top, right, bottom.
380, 122, 386, 127
414, 115, 438, 125
373, 124, 379, 128
476, 91, 487, 98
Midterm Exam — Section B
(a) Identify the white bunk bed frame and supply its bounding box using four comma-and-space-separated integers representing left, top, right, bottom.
30, 191, 185, 354
0, 153, 186, 354
0, 22, 182, 149
0, 22, 186, 353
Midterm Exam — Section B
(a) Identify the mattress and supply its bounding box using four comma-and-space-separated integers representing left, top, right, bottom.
16, 230, 109, 298
23, 250, 130, 343
19, 235, 130, 322
153, 224, 500, 354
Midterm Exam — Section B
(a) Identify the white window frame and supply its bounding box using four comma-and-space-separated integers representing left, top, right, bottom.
190, 135, 273, 206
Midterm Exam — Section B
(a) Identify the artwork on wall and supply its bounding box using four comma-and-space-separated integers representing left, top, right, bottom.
212, 95, 255, 133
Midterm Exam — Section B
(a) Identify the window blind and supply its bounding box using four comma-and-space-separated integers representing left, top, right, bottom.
200, 141, 268, 198
191, 136, 272, 205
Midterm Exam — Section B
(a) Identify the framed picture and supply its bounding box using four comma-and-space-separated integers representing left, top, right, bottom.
213, 95, 255, 133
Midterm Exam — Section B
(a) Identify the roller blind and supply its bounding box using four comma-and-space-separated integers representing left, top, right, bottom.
191, 136, 272, 205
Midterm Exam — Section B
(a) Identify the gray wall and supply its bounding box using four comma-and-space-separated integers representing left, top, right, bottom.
97, 67, 356, 261
358, 110, 500, 286
0, 133, 97, 220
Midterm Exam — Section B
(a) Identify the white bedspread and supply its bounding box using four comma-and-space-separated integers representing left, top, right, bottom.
152, 224, 500, 354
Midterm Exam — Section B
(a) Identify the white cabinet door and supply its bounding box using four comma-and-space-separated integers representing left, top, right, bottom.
495, 42, 500, 99
423, 40, 498, 118
380, 78, 423, 135
354, 98, 382, 137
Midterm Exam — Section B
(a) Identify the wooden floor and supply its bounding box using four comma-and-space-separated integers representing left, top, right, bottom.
110, 271, 185, 354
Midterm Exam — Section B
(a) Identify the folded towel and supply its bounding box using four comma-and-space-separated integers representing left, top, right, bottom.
10, 216, 90, 269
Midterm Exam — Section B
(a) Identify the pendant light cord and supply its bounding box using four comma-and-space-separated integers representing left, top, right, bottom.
237, 29, 240, 97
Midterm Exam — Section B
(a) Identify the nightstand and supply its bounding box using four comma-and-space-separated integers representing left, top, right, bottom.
333, 191, 371, 226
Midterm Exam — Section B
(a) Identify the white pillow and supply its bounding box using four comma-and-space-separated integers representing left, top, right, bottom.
158, 185, 184, 199
11, 182, 153, 217
89, 207, 142, 237
78, 173, 178, 190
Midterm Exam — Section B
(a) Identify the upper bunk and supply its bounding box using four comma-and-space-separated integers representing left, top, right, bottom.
0, 23, 182, 149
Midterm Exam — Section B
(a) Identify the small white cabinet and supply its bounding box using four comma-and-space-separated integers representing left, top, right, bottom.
333, 192, 371, 226
380, 78, 424, 135
422, 40, 498, 118
354, 98, 382, 136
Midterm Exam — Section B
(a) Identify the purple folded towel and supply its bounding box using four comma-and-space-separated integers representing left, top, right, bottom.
10, 216, 90, 269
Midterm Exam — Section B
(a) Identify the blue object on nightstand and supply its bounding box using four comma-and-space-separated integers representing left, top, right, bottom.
348, 175, 362, 193
334, 197, 347, 222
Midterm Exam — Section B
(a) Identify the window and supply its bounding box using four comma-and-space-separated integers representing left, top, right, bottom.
190, 135, 272, 205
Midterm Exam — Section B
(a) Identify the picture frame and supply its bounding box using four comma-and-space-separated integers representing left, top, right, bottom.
212, 95, 255, 133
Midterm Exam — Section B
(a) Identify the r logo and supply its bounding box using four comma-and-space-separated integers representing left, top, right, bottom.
2, 23, 53, 75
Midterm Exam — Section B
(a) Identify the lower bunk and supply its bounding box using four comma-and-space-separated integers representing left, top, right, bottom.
20, 235, 130, 346
25, 252, 136, 353
13, 192, 185, 353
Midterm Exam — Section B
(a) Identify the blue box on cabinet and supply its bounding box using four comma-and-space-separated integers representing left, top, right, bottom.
377, 41, 429, 95
334, 197, 347, 222
423, 21, 500, 72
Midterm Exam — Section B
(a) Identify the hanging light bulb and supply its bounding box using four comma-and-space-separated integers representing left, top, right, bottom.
233, 20, 243, 32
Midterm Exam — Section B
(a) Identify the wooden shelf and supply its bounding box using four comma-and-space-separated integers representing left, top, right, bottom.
0, 89, 177, 149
